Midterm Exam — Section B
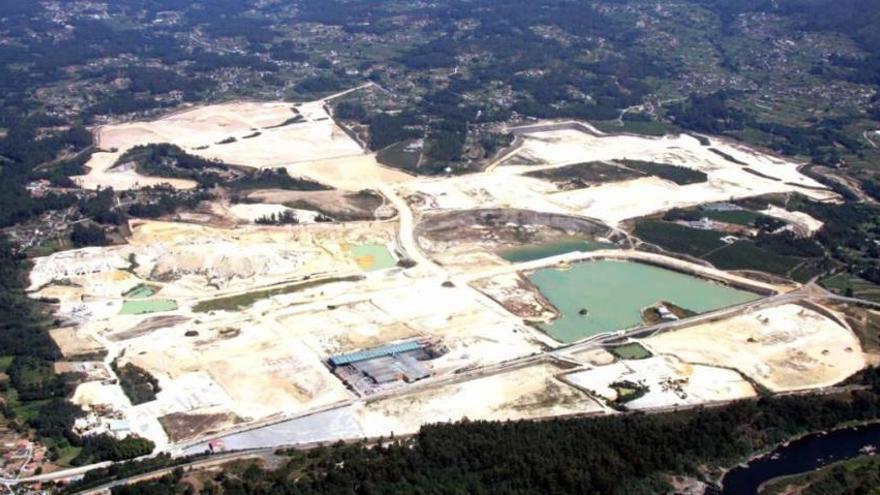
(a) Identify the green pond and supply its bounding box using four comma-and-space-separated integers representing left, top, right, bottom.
119, 299, 178, 315
352, 243, 396, 271
498, 239, 615, 263
528, 260, 759, 342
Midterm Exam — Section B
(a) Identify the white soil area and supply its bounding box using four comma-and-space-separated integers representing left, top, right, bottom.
563, 355, 756, 409
356, 364, 604, 437
73, 381, 131, 410
401, 124, 837, 226
471, 272, 556, 321
289, 154, 412, 190
760, 205, 824, 235
30, 220, 394, 304
74, 97, 411, 191
226, 203, 320, 224
644, 304, 865, 392
126, 319, 353, 422
278, 279, 553, 371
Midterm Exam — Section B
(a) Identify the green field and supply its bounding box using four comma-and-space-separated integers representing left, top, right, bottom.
498, 238, 615, 263
633, 221, 726, 257
618, 160, 707, 185
122, 284, 158, 299
119, 299, 178, 315
702, 209, 764, 226
635, 220, 811, 276
376, 140, 421, 171
608, 343, 652, 360
193, 275, 363, 313
351, 244, 396, 271
592, 119, 678, 137
704, 241, 805, 276
821, 273, 880, 302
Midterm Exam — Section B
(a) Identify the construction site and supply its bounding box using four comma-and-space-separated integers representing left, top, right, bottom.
26, 90, 879, 460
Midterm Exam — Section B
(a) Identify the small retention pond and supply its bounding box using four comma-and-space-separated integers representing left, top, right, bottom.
351, 243, 396, 271
528, 260, 759, 342
498, 238, 615, 263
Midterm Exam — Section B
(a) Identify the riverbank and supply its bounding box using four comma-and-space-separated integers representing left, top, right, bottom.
719, 420, 880, 495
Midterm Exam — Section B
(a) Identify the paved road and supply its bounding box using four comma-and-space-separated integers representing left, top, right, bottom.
70, 450, 273, 495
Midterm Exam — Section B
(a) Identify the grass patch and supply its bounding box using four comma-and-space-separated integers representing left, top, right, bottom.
617, 160, 707, 185
701, 209, 764, 226
591, 119, 678, 137
53, 444, 83, 467
112, 359, 160, 405
761, 455, 880, 495
708, 147, 747, 165
703, 241, 804, 275
262, 114, 305, 130
122, 284, 158, 299
0, 355, 13, 372
119, 299, 177, 315
821, 273, 880, 302
376, 140, 421, 171
192, 275, 363, 313
524, 161, 643, 187
634, 221, 726, 257
608, 343, 652, 360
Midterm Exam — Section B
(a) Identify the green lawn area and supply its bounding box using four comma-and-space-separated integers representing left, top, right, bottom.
4, 388, 48, 422
0, 355, 13, 372
821, 273, 880, 302
376, 140, 421, 171
703, 241, 805, 275
608, 343, 652, 360
633, 221, 726, 257
592, 119, 678, 137
193, 275, 363, 313
122, 284, 158, 299
119, 299, 178, 315
702, 209, 764, 226
634, 220, 811, 277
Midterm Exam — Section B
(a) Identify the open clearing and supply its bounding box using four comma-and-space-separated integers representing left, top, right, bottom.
563, 355, 756, 409
74, 98, 408, 191
356, 363, 604, 437
644, 304, 865, 392
29, 110, 863, 456
404, 122, 836, 227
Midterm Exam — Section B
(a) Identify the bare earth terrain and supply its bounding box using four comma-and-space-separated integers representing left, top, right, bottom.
30, 97, 873, 460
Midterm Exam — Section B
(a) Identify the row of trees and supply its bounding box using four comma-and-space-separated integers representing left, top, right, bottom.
106, 383, 880, 495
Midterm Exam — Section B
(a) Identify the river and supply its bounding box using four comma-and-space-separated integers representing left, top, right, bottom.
721, 422, 880, 494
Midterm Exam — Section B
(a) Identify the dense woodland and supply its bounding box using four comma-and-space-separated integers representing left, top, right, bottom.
96, 378, 880, 495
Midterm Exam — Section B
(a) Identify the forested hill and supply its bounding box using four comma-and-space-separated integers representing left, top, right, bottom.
95, 379, 880, 495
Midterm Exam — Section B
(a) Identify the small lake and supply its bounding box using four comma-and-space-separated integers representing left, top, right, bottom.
352, 243, 396, 271
498, 238, 614, 263
528, 260, 759, 342
721, 422, 880, 495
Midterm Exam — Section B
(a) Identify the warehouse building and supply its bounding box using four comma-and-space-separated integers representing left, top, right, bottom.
329, 341, 433, 393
